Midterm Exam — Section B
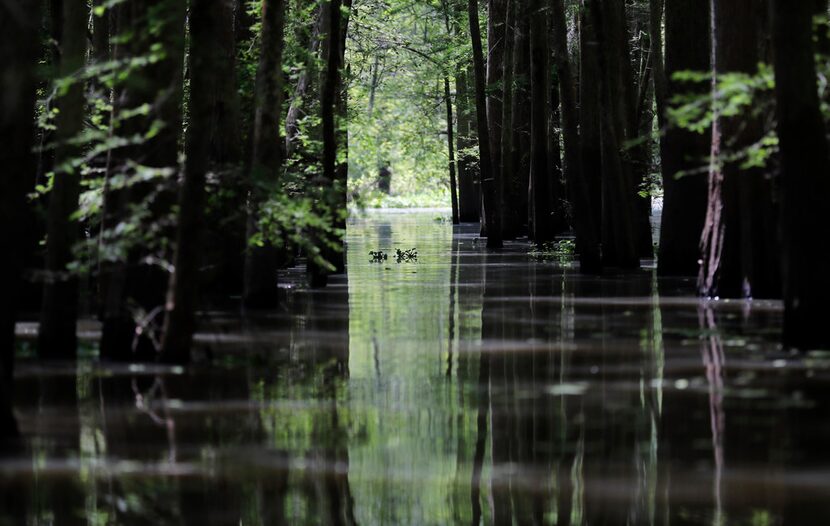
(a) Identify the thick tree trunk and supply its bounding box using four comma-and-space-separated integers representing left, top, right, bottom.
159, 0, 225, 363
591, 0, 640, 269
551, 0, 585, 247
469, 0, 503, 248
771, 0, 830, 348
700, 0, 780, 299
0, 0, 40, 437
38, 0, 89, 359
487, 0, 507, 236
657, 0, 711, 276
243, 0, 287, 307
529, 0, 554, 242
510, 4, 531, 236
456, 69, 480, 222
500, 0, 518, 238
445, 77, 461, 224
100, 0, 186, 361
577, 2, 603, 273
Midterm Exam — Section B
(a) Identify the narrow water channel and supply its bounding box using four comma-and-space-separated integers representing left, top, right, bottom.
3, 210, 829, 525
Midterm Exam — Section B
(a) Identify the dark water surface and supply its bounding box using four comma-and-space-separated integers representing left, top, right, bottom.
4, 210, 830, 525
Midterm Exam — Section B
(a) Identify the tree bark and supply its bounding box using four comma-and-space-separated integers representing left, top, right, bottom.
159, 0, 224, 363
577, 2, 603, 272
445, 77, 461, 224
657, 0, 711, 276
529, 0, 553, 242
469, 0, 503, 248
243, 0, 287, 307
456, 69, 480, 222
0, 0, 40, 435
771, 0, 830, 348
510, 3, 531, 236
99, 0, 186, 361
38, 0, 89, 359
487, 0, 507, 236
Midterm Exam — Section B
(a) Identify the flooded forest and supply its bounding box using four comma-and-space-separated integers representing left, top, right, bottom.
2, 0, 830, 524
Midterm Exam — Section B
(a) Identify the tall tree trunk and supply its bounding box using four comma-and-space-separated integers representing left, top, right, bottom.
468, 0, 503, 248
445, 77, 461, 225
243, 0, 287, 307
510, 3, 531, 236
308, 0, 347, 287
552, 0, 588, 255
591, 0, 640, 269
0, 0, 40, 437
487, 0, 507, 237
529, 0, 553, 242
771, 0, 830, 348
500, 0, 518, 238
38, 0, 89, 359
700, 0, 780, 299
577, 2, 603, 273
456, 68, 480, 222
657, 0, 711, 276
100, 0, 186, 361
160, 0, 229, 363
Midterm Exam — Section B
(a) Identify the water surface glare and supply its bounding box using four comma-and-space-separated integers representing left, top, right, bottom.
4, 210, 830, 525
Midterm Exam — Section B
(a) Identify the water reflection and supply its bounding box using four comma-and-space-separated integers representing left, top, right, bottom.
4, 211, 830, 525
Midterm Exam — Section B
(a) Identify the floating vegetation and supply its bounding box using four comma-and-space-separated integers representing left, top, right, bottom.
369, 251, 388, 263
395, 248, 418, 263
528, 239, 576, 263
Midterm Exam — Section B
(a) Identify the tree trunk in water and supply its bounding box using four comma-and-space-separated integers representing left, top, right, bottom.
0, 0, 40, 438
657, 0, 711, 276
500, 0, 518, 238
38, 0, 88, 359
511, 4, 531, 236
487, 0, 507, 238
529, 0, 553, 242
445, 77, 461, 224
159, 0, 227, 363
469, 0, 503, 248
99, 0, 186, 361
243, 0, 287, 307
308, 0, 346, 287
577, 2, 603, 273
591, 0, 640, 269
700, 0, 780, 299
771, 0, 830, 349
552, 0, 590, 258
456, 69, 480, 222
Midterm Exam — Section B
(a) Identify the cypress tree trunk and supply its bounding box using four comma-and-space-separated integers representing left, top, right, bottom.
445, 76, 461, 225
511, 3, 531, 237
552, 0, 588, 254
701, 0, 780, 299
487, 0, 507, 236
591, 0, 640, 269
331, 0, 352, 274
577, 1, 603, 273
0, 0, 40, 437
500, 0, 518, 238
100, 0, 186, 360
529, 0, 553, 242
469, 0, 503, 248
771, 0, 830, 348
309, 0, 347, 287
657, 0, 711, 276
243, 0, 287, 306
159, 0, 226, 363
38, 0, 88, 359
456, 68, 480, 222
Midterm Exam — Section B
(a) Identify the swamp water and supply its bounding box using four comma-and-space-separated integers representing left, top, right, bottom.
3, 210, 830, 525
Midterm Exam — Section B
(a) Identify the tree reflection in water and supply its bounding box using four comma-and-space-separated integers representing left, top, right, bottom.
4, 212, 830, 525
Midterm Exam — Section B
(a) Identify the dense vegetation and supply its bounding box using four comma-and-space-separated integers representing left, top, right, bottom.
2, 0, 830, 419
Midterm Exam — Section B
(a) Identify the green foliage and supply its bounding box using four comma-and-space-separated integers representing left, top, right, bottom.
529, 239, 576, 264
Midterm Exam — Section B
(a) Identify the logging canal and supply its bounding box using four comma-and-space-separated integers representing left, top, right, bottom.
4, 210, 830, 525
